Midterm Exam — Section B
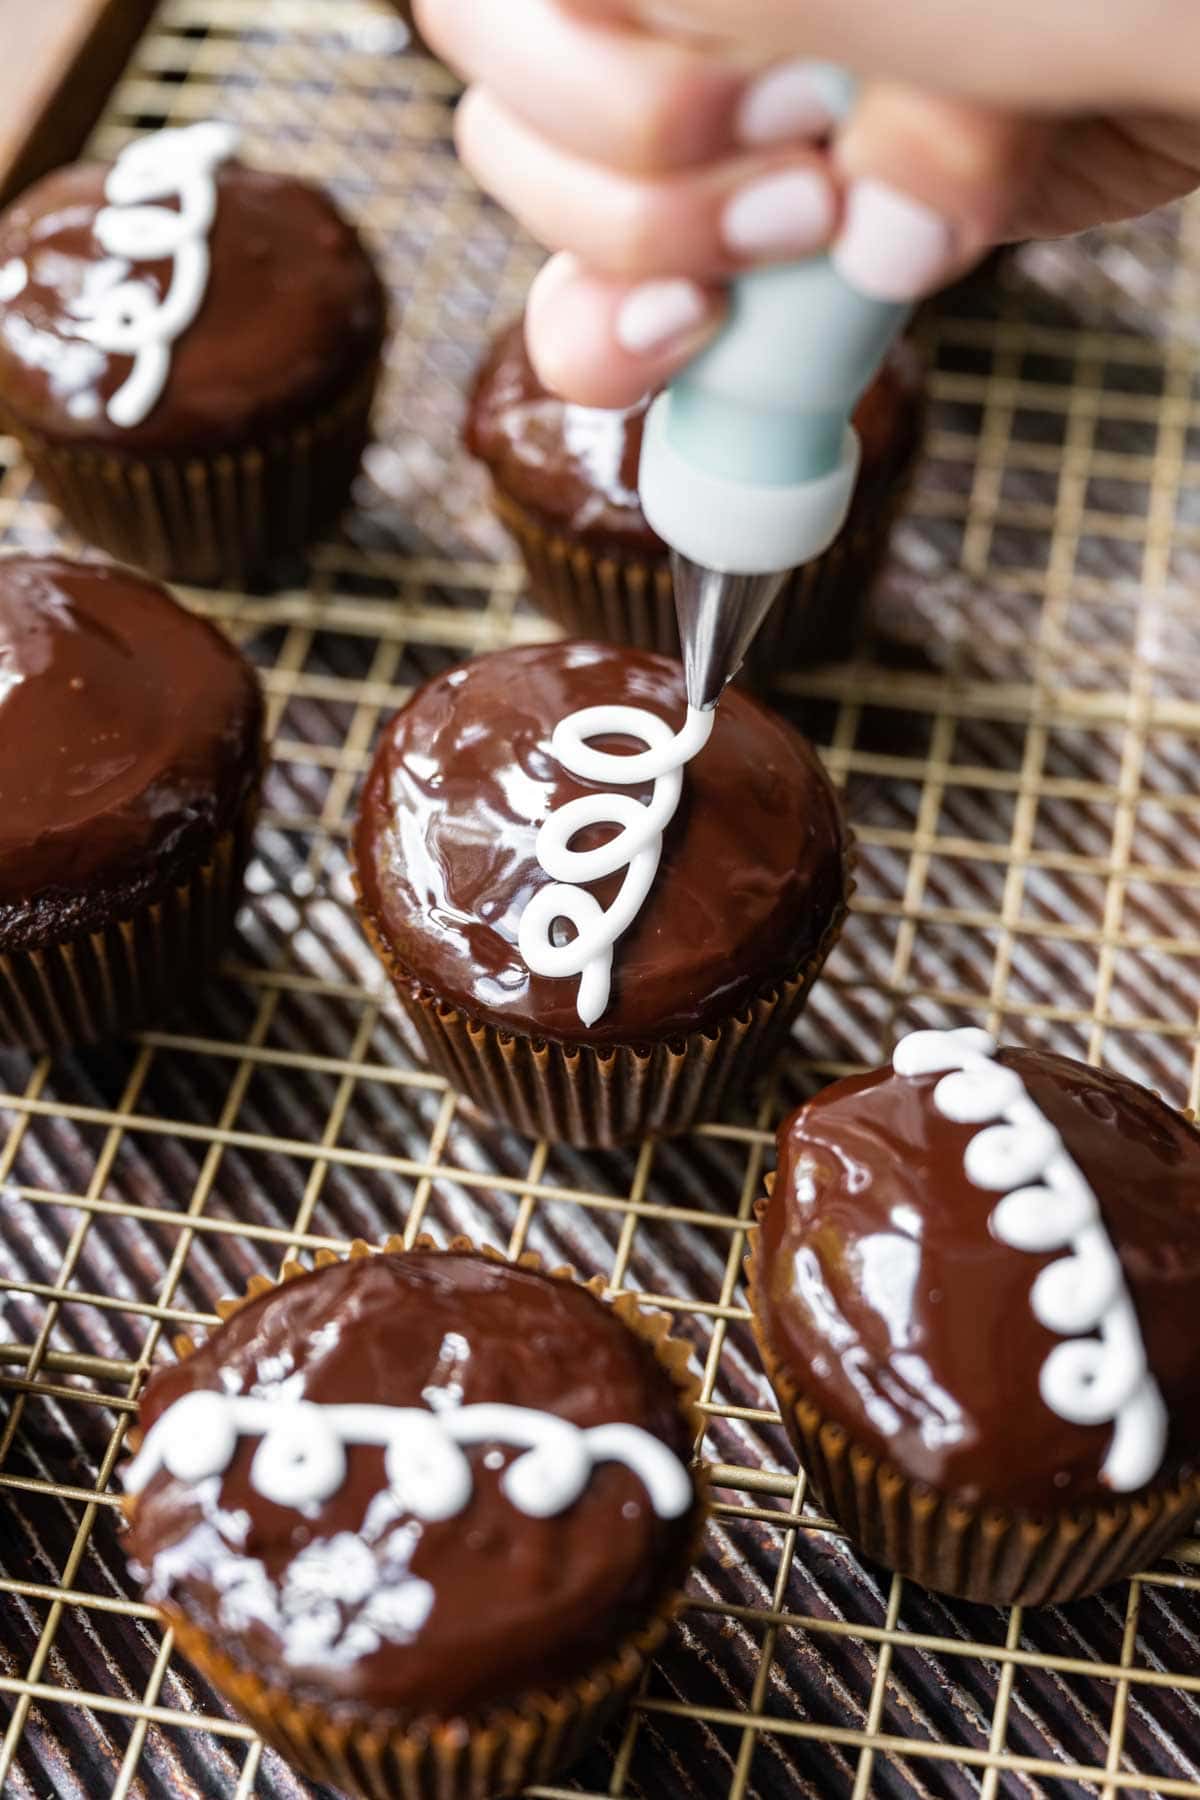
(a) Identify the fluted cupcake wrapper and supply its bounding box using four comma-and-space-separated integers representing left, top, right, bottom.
746, 1188, 1200, 1606
125, 1233, 708, 1800
0, 787, 258, 1055
489, 430, 918, 674
355, 836, 853, 1148
0, 362, 379, 589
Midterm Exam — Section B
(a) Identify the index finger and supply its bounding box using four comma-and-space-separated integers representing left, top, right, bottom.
562, 0, 1200, 112
417, 0, 745, 174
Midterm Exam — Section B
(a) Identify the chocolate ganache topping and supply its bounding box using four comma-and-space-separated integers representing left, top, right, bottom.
0, 555, 262, 945
0, 149, 386, 453
354, 641, 847, 1046
124, 1251, 698, 1717
756, 1039, 1200, 1512
465, 320, 925, 555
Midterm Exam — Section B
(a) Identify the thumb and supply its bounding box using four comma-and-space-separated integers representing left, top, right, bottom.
830, 85, 1050, 301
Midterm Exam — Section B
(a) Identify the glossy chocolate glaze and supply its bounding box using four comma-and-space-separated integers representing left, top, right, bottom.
758, 1047, 1200, 1511
354, 641, 847, 1046
465, 320, 925, 555
126, 1250, 697, 1717
0, 159, 386, 453
0, 555, 262, 945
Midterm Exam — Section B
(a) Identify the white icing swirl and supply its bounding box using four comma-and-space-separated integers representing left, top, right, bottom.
518, 703, 714, 1026
65, 121, 238, 428
124, 1393, 693, 1520
892, 1027, 1167, 1492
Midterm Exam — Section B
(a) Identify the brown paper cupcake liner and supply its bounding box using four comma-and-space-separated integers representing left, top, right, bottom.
0, 786, 258, 1055
0, 362, 379, 589
746, 1186, 1200, 1606
126, 1233, 708, 1800
490, 435, 918, 676
355, 831, 853, 1147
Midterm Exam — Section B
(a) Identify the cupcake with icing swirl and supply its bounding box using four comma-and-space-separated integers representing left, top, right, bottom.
353, 639, 852, 1146
0, 122, 386, 587
123, 1236, 706, 1800
749, 1027, 1200, 1604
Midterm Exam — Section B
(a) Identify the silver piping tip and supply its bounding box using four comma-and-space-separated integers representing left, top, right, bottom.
671, 551, 789, 710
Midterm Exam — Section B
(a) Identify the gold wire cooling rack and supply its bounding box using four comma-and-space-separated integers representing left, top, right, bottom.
3, 2, 1200, 1796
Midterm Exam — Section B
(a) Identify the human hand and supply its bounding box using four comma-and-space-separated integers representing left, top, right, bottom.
417, 0, 1200, 408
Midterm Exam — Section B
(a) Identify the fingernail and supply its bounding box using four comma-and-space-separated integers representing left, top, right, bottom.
528, 250, 584, 313
615, 278, 710, 355
722, 168, 835, 261
832, 178, 957, 301
737, 59, 856, 147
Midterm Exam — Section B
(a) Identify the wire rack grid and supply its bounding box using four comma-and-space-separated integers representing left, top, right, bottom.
2, 2, 1200, 1797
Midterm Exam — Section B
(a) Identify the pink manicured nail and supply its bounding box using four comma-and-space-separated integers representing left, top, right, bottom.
832, 178, 957, 301
615, 279, 710, 354
722, 168, 835, 260
737, 60, 854, 147
526, 251, 585, 325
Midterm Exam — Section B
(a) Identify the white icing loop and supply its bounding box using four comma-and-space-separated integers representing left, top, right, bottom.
518, 701, 714, 1026
934, 1062, 1023, 1125
251, 1404, 346, 1508
585, 1422, 695, 1519
384, 1409, 473, 1520
68, 121, 238, 428
989, 1182, 1089, 1253
891, 1026, 996, 1078
125, 1395, 692, 1522
551, 703, 713, 786
963, 1115, 1061, 1193
157, 1389, 238, 1484
891, 1027, 1167, 1493
496, 1415, 591, 1517
1031, 1227, 1122, 1337
1040, 1332, 1144, 1427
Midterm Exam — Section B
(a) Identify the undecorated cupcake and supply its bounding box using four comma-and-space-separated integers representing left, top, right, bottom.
750, 1026, 1200, 1605
0, 554, 262, 1051
465, 319, 924, 671
0, 121, 387, 586
123, 1238, 704, 1800
354, 640, 851, 1146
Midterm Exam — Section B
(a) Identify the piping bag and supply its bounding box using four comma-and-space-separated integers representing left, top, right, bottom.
639, 177, 911, 709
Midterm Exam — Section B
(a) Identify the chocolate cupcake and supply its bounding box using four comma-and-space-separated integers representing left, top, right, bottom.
354, 640, 851, 1146
750, 1027, 1200, 1605
0, 554, 262, 1051
465, 320, 924, 671
124, 1238, 704, 1799
0, 122, 387, 586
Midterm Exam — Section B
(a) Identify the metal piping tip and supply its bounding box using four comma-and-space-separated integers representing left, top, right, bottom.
671, 550, 789, 710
